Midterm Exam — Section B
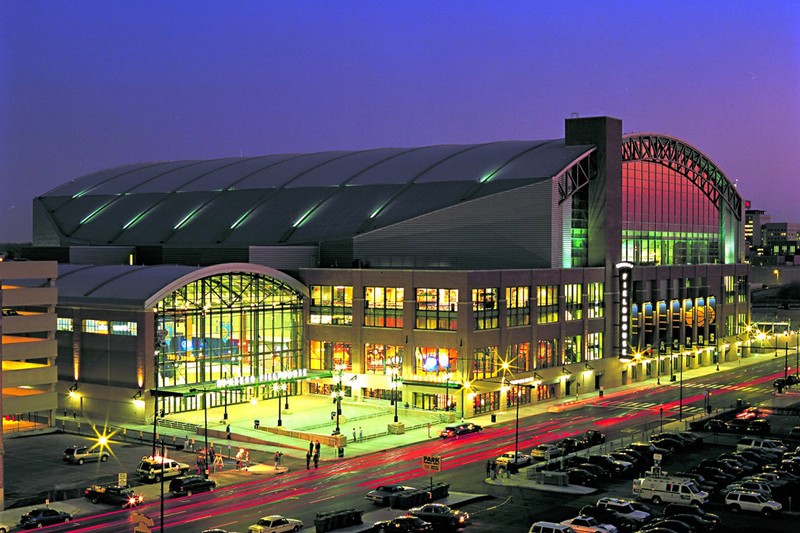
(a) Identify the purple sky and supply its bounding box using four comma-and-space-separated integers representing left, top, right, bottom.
2, 1, 799, 243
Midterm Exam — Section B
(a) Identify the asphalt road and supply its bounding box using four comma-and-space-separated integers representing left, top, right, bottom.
4, 356, 799, 532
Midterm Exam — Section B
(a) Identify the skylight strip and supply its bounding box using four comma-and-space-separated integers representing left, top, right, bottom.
174, 207, 201, 230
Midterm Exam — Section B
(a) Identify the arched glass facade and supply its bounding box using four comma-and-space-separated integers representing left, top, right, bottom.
153, 273, 304, 411
622, 160, 720, 265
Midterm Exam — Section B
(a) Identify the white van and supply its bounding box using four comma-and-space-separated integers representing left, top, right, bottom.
632, 475, 709, 505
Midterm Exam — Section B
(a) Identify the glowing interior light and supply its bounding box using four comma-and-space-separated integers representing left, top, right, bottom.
479, 169, 499, 183
369, 206, 383, 219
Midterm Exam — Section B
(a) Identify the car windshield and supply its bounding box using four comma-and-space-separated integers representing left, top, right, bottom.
688, 484, 700, 493
754, 494, 768, 502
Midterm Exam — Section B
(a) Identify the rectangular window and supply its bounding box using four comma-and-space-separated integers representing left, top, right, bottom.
536, 339, 559, 368
536, 285, 558, 324
565, 335, 582, 363
309, 285, 353, 325
415, 288, 458, 330
309, 340, 352, 370
564, 283, 582, 320
587, 332, 603, 361
364, 287, 404, 328
82, 319, 109, 334
110, 321, 137, 336
505, 286, 530, 326
472, 288, 498, 330
587, 282, 604, 318
363, 343, 403, 374
57, 317, 73, 332
736, 276, 747, 303
723, 276, 735, 304
471, 346, 499, 379
507, 342, 531, 372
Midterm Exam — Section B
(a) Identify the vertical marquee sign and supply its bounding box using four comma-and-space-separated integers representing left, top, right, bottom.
616, 262, 634, 362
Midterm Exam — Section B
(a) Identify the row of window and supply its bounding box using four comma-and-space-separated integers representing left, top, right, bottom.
307, 333, 604, 378
310, 283, 605, 331
57, 318, 138, 336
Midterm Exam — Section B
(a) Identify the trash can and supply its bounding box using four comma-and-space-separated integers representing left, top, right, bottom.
338, 447, 344, 458
253, 419, 260, 430
490, 414, 497, 423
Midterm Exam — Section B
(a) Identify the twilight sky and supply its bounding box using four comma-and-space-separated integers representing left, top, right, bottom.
1, 1, 798, 243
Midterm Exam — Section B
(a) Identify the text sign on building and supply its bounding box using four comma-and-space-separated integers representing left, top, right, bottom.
422, 455, 442, 472
616, 262, 634, 362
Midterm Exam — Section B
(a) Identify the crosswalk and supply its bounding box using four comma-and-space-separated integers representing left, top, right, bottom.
602, 400, 707, 414
680, 381, 764, 393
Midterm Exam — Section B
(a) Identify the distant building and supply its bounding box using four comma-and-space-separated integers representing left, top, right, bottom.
1, 260, 58, 510
24, 116, 750, 425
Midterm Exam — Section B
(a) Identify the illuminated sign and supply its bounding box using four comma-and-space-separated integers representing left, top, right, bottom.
616, 262, 634, 362
216, 368, 308, 389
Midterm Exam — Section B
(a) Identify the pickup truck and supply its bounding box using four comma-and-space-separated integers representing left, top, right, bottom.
84, 485, 143, 508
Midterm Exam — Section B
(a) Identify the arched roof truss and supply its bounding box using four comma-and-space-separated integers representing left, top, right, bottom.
555, 149, 598, 204
622, 134, 741, 220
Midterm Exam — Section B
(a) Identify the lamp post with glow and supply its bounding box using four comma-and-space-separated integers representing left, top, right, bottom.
333, 363, 347, 434
188, 386, 210, 478
387, 357, 401, 423
274, 381, 285, 427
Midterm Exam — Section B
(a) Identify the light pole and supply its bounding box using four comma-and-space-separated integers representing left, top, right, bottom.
333, 363, 346, 434
513, 386, 521, 465
659, 406, 663, 432
274, 381, 283, 427
784, 335, 790, 380
387, 356, 401, 423
188, 387, 210, 478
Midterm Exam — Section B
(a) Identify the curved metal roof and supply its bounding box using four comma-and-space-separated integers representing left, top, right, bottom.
56, 263, 308, 308
36, 140, 594, 246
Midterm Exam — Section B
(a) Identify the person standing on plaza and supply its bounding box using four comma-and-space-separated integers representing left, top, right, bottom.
352, 427, 357, 442
306, 451, 311, 469
486, 460, 491, 478
314, 440, 321, 455
313, 451, 319, 469
359, 427, 363, 442
309, 441, 314, 455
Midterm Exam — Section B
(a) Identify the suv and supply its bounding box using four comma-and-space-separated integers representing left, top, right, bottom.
596, 497, 651, 523
737, 437, 787, 454
136, 456, 190, 482
169, 475, 217, 496
724, 490, 782, 516
63, 445, 110, 465
532, 444, 563, 461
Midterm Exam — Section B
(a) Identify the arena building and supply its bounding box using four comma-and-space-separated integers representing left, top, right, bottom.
26, 116, 750, 426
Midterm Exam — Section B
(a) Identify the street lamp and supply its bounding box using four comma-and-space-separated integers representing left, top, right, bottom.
274, 381, 283, 427
188, 387, 210, 478
333, 362, 347, 434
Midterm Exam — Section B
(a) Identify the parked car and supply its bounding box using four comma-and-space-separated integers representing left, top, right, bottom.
407, 503, 469, 528
578, 506, 637, 533
496, 451, 533, 467
169, 475, 217, 496
565, 468, 598, 486
63, 445, 110, 465
703, 419, 726, 432
723, 481, 773, 498
595, 497, 652, 524
626, 442, 667, 462
673, 472, 718, 493
609, 450, 647, 472
736, 406, 760, 420
529, 522, 576, 533
746, 419, 771, 436
365, 485, 417, 505
643, 518, 695, 533
586, 455, 633, 476
560, 516, 617, 533
724, 490, 782, 516
373, 516, 433, 532
0, 522, 8, 533
725, 419, 750, 433
557, 437, 585, 454
650, 435, 686, 453
663, 504, 720, 526
20, 508, 73, 529
532, 444, 563, 461
439, 423, 482, 439
248, 515, 303, 532
576, 462, 612, 479
697, 458, 743, 478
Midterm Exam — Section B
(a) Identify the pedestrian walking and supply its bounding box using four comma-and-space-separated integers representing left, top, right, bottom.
504, 465, 511, 478
184, 436, 189, 450
359, 427, 363, 442
352, 427, 357, 442
190, 438, 195, 451
306, 452, 311, 469
313, 452, 319, 469
274, 451, 280, 468
309, 441, 314, 455
485, 460, 491, 478
314, 440, 321, 454
490, 461, 497, 480
226, 424, 231, 439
